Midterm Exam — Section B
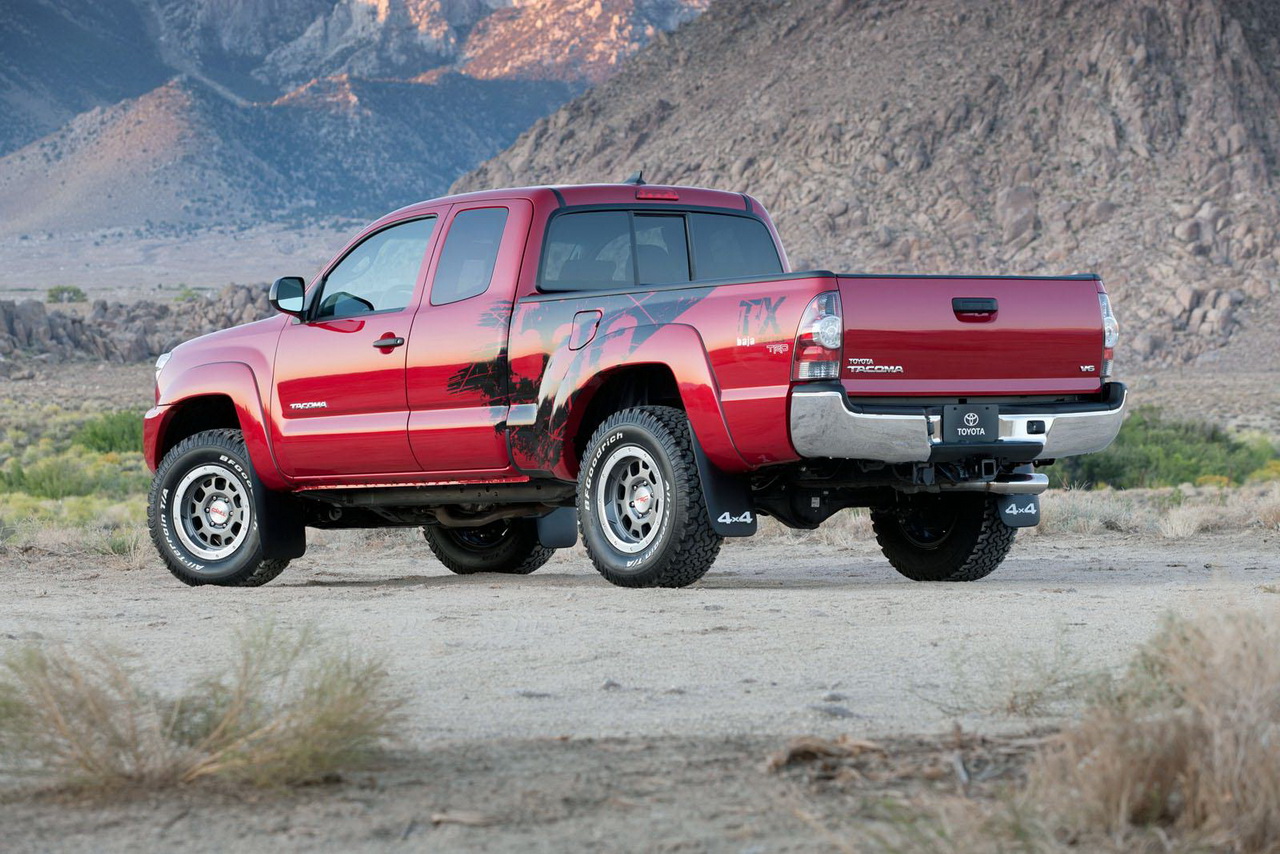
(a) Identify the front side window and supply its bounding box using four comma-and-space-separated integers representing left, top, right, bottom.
314, 217, 435, 320
430, 207, 510, 306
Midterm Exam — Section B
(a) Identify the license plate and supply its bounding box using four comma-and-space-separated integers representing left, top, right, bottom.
942, 404, 997, 443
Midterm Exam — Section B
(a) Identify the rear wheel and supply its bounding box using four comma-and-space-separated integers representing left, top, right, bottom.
148, 429, 289, 587
870, 493, 1015, 582
422, 519, 553, 575
578, 406, 722, 588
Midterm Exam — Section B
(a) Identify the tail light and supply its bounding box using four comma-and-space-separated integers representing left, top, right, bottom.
1099, 293, 1118, 379
792, 291, 843, 381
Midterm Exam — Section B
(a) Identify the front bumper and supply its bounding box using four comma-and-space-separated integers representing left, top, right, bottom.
789, 382, 1127, 466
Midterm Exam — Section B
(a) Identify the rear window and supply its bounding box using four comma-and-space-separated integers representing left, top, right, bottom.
539, 210, 781, 291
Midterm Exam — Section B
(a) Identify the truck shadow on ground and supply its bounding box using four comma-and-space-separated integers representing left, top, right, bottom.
282, 560, 1129, 590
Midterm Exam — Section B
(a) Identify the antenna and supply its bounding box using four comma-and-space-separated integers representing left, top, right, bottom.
622, 170, 646, 186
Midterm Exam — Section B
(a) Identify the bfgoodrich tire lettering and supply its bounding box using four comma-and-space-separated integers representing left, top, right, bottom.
148, 429, 289, 587
578, 406, 722, 588
870, 493, 1015, 582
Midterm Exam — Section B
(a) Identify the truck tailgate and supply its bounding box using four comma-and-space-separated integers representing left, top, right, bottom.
837, 274, 1106, 396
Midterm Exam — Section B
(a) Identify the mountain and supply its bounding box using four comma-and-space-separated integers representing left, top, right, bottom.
0, 0, 171, 155
0, 0, 708, 235
0, 73, 569, 236
456, 0, 1280, 367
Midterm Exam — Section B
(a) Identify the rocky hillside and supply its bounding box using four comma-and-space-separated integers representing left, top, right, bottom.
0, 0, 707, 236
457, 0, 1280, 366
0, 285, 272, 372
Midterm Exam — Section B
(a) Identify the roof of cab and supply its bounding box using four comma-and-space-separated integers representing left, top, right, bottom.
378, 183, 759, 225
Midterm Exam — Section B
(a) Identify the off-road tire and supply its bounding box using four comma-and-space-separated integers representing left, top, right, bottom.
578, 406, 722, 588
870, 493, 1015, 582
148, 429, 289, 587
422, 519, 553, 575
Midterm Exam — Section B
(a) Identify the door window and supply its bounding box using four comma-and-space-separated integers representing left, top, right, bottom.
314, 217, 435, 320
430, 207, 510, 305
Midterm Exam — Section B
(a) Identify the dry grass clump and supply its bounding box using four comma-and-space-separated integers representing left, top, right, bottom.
1156, 504, 1230, 539
934, 628, 1100, 719
0, 624, 404, 790
756, 508, 874, 550
1252, 484, 1280, 530
1028, 487, 1144, 536
1029, 609, 1280, 852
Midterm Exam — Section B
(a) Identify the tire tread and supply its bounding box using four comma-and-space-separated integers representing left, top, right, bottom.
147, 428, 289, 587
579, 406, 721, 588
870, 495, 1015, 582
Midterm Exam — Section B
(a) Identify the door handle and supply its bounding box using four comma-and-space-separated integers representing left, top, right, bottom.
952, 297, 998, 314
373, 336, 405, 349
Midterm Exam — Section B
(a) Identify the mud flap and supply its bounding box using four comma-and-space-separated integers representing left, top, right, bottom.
691, 434, 757, 537
997, 494, 1041, 528
536, 507, 578, 548
250, 468, 307, 559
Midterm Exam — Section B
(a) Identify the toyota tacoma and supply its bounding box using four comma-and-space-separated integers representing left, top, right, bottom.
144, 180, 1126, 588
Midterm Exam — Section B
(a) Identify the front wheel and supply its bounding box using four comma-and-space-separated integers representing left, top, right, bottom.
422, 519, 553, 575
578, 406, 722, 588
870, 493, 1015, 582
148, 429, 289, 587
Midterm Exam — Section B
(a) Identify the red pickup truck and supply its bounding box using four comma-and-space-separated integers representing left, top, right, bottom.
144, 181, 1125, 589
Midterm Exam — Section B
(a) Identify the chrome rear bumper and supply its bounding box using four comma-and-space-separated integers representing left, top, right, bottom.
789, 383, 1127, 467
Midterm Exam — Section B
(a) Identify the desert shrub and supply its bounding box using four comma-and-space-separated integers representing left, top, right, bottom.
45, 285, 86, 304
1048, 406, 1277, 488
1248, 459, 1280, 482
0, 447, 149, 499
0, 624, 404, 789
72, 410, 144, 454
1030, 610, 1280, 852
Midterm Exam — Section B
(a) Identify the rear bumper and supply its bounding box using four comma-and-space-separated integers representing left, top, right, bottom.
789, 382, 1127, 465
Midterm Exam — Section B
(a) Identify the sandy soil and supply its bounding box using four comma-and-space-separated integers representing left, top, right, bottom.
2, 524, 1277, 851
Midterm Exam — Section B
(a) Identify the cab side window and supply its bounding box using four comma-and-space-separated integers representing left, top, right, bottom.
538, 210, 781, 291
540, 211, 634, 290
314, 217, 435, 320
430, 207, 510, 305
688, 213, 782, 280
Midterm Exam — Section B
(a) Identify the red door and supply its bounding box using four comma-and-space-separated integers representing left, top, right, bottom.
405, 199, 532, 475
271, 212, 446, 478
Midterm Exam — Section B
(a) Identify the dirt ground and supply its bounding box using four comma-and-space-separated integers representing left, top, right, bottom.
1, 362, 1278, 850
2, 523, 1277, 851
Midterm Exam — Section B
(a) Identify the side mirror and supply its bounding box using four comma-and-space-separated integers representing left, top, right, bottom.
269, 276, 306, 317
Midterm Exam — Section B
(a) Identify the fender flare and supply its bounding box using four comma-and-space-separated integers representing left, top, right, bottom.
155, 361, 288, 492
154, 362, 304, 559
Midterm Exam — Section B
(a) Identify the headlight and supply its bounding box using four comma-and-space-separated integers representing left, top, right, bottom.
155, 351, 171, 381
